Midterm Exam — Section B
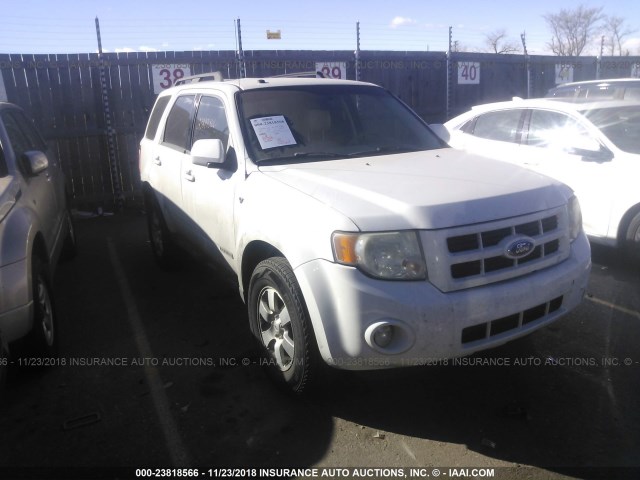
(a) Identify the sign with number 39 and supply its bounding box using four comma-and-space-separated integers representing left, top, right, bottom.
152, 64, 192, 94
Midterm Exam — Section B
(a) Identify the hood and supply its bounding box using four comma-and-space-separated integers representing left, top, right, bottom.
259, 148, 571, 231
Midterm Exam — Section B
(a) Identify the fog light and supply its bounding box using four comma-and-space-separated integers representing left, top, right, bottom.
373, 325, 394, 348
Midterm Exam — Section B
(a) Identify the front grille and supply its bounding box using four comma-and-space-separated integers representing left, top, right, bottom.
461, 296, 564, 345
448, 214, 560, 279
421, 206, 570, 292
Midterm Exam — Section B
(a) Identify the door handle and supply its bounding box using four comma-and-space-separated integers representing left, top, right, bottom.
184, 171, 195, 182
153, 156, 162, 166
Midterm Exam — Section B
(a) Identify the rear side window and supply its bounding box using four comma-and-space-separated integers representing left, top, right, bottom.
145, 95, 171, 140
472, 110, 523, 143
163, 95, 196, 150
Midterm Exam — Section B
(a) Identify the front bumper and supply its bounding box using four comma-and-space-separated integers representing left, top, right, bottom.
294, 233, 591, 370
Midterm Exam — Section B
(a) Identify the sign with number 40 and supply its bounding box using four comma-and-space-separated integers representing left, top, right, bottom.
152, 64, 192, 94
458, 62, 480, 84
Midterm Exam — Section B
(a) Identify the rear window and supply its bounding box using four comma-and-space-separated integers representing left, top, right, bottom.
472, 109, 523, 143
145, 95, 171, 140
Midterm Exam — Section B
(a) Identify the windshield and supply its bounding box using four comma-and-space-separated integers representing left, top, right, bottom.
582, 105, 640, 154
237, 84, 446, 164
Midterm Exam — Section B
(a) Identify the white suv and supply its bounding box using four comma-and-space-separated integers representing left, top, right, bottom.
434, 98, 640, 256
139, 76, 591, 393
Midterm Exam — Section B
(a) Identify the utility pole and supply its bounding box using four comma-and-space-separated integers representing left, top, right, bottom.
95, 17, 123, 211
521, 32, 531, 98
235, 18, 246, 79
355, 21, 361, 81
597, 35, 605, 79
446, 26, 452, 120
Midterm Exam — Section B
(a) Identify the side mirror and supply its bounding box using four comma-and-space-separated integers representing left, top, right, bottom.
562, 135, 613, 163
569, 145, 614, 163
581, 146, 614, 163
191, 139, 226, 168
22, 151, 49, 175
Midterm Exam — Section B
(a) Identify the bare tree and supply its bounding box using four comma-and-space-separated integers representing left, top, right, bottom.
484, 29, 520, 54
603, 15, 636, 56
544, 5, 604, 56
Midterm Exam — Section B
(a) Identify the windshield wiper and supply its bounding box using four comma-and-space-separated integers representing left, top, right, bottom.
346, 146, 417, 157
257, 151, 346, 164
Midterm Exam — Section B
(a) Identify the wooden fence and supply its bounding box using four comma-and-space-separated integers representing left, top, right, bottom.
1, 50, 638, 210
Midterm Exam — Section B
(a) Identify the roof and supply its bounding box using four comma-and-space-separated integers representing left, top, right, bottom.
160, 76, 378, 97
552, 78, 640, 88
468, 97, 640, 113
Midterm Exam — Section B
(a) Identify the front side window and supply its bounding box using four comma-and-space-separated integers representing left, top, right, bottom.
525, 110, 590, 149
584, 105, 640, 154
163, 95, 196, 151
471, 109, 523, 143
192, 96, 229, 149
237, 85, 445, 164
1, 110, 47, 158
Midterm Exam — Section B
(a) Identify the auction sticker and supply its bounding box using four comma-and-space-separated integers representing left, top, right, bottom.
250, 116, 297, 149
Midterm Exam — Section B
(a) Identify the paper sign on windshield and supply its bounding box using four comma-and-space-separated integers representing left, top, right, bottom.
250, 116, 297, 149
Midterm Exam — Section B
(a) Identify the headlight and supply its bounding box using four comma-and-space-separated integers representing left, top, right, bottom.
568, 195, 582, 242
332, 231, 427, 280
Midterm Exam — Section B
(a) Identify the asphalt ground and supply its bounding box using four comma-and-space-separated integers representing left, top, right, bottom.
0, 210, 638, 480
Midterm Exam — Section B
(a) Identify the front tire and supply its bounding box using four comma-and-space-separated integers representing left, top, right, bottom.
248, 257, 320, 394
26, 257, 58, 358
623, 211, 640, 261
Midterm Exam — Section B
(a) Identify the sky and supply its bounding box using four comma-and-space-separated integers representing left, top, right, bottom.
1, 0, 639, 56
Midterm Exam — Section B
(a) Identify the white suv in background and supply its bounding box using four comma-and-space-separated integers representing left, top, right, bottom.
433, 98, 640, 257
139, 76, 591, 393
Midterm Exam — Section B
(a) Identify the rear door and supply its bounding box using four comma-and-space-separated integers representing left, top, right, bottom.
450, 108, 525, 165
151, 94, 197, 233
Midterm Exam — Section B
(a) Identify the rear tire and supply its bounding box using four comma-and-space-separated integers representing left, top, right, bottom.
146, 192, 180, 270
247, 257, 320, 394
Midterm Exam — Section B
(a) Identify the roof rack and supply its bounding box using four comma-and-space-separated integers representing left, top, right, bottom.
271, 71, 325, 78
174, 71, 224, 85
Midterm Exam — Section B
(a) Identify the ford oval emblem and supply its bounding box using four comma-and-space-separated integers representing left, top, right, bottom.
504, 237, 535, 259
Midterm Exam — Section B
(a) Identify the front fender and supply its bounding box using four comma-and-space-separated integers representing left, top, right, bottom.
234, 172, 357, 296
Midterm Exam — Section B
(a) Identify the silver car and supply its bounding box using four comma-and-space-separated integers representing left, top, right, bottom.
0, 102, 76, 363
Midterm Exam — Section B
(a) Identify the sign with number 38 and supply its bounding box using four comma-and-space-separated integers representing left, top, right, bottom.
152, 64, 192, 94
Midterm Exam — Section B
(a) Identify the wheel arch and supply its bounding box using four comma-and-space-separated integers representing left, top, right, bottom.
240, 240, 283, 302
617, 202, 640, 245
